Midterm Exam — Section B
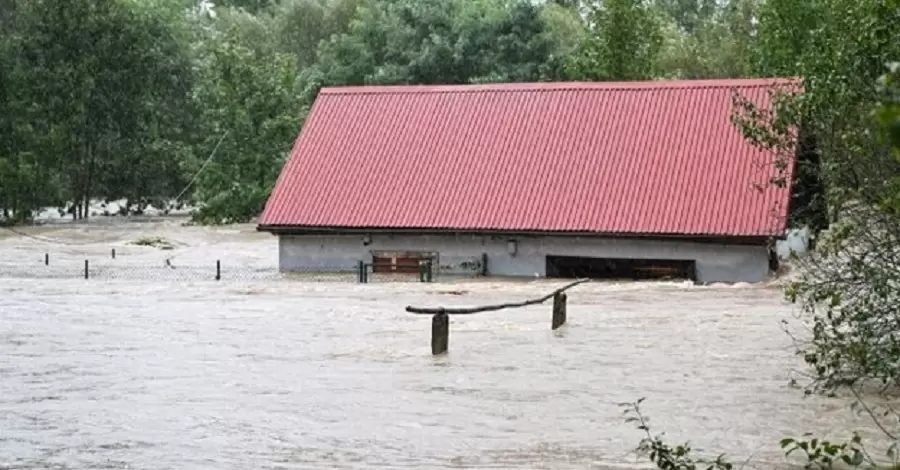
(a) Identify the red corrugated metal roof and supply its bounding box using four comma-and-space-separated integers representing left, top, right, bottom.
259, 79, 797, 237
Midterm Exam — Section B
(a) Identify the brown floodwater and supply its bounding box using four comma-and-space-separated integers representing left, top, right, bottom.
0, 219, 887, 469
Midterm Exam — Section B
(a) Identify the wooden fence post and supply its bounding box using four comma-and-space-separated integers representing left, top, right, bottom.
84, 260, 89, 279
215, 260, 221, 280
111, 248, 116, 259
407, 278, 588, 355
44, 253, 49, 265
552, 292, 567, 330
431, 312, 449, 355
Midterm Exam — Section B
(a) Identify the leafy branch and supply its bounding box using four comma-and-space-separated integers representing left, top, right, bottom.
621, 398, 734, 470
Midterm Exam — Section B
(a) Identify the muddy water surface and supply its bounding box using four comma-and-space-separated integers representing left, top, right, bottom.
0, 220, 883, 469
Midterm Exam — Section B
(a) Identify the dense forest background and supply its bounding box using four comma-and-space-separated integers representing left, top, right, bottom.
0, 0, 897, 227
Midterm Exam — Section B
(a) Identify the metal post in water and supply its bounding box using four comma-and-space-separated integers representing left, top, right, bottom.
44, 253, 49, 265
84, 260, 89, 280
215, 260, 221, 281
361, 263, 369, 284
552, 292, 567, 330
431, 312, 449, 355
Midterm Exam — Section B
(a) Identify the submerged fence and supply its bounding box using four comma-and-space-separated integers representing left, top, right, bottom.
0, 260, 281, 282
0, 251, 455, 283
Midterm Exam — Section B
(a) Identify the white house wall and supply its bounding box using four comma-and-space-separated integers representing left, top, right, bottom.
277, 234, 771, 284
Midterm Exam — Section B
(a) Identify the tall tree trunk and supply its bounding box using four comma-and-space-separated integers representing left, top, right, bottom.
72, 139, 85, 220
84, 139, 97, 220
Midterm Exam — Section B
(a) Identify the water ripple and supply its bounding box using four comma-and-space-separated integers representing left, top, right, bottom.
0, 221, 882, 469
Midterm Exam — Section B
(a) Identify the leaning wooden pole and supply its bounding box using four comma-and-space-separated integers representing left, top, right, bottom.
406, 278, 589, 355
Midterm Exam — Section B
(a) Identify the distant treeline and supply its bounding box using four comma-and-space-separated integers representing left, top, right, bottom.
0, 0, 897, 227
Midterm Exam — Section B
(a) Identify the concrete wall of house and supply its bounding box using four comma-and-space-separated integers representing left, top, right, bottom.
277, 233, 771, 284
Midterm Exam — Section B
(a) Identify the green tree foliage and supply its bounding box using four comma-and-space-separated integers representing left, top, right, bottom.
539, 2, 587, 59
728, 0, 900, 398
654, 0, 758, 79
566, 0, 664, 81
879, 64, 900, 155
0, 0, 197, 220
624, 398, 889, 470
311, 0, 566, 86
272, 0, 362, 68
95, 0, 198, 213
655, 0, 717, 33
0, 8, 38, 222
778, 61, 900, 398
189, 8, 305, 224
14, 0, 193, 218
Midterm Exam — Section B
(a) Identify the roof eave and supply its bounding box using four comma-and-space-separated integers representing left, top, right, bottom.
256, 224, 783, 244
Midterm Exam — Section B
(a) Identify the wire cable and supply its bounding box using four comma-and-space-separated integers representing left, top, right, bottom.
1, 131, 230, 246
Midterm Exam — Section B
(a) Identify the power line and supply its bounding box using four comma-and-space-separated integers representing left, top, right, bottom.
174, 130, 229, 202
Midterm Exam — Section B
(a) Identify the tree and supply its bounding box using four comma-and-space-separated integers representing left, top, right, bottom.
878, 64, 900, 155
565, 0, 664, 81
654, 0, 758, 80
625, 64, 900, 470
312, 0, 570, 87
456, 0, 566, 83
189, 7, 305, 224
655, 0, 717, 33
213, 0, 277, 13
0, 7, 37, 222
11, 0, 197, 219
93, 0, 198, 214
731, 0, 900, 399
14, 0, 121, 220
273, 0, 365, 69
539, 1, 587, 60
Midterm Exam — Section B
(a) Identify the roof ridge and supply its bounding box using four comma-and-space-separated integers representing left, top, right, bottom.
319, 78, 797, 96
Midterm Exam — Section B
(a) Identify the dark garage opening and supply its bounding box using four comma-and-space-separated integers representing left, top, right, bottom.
546, 255, 697, 281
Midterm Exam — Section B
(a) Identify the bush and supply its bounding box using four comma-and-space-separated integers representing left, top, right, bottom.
623, 398, 896, 470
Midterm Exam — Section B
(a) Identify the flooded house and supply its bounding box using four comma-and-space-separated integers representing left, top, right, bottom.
257, 79, 798, 283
